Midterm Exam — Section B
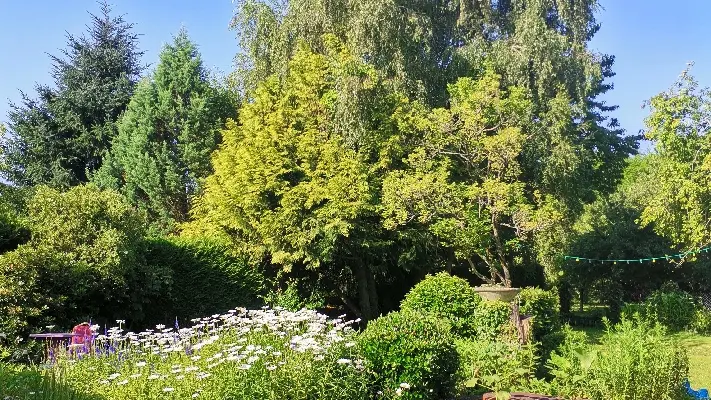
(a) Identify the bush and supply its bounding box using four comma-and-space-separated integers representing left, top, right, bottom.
143, 236, 265, 323
400, 272, 481, 338
0, 246, 47, 362
644, 286, 696, 331
474, 300, 513, 341
536, 324, 587, 377
692, 307, 711, 334
263, 280, 325, 311
519, 287, 560, 340
0, 185, 169, 349
455, 338, 537, 395
620, 302, 646, 319
359, 310, 460, 400
547, 317, 689, 400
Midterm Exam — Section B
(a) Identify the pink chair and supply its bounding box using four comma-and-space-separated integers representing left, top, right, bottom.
69, 322, 94, 355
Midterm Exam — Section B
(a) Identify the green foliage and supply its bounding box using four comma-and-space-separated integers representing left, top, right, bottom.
233, 0, 638, 282
187, 38, 430, 320
473, 301, 513, 341
2, 3, 144, 188
143, 236, 265, 322
232, 0, 610, 112
641, 68, 711, 248
546, 317, 689, 400
0, 246, 45, 361
0, 185, 167, 346
359, 310, 460, 400
620, 302, 647, 319
644, 286, 697, 331
94, 30, 237, 233
400, 272, 481, 338
565, 157, 679, 308
519, 287, 560, 340
381, 71, 537, 286
263, 281, 325, 311
0, 184, 30, 254
692, 307, 711, 335
455, 338, 537, 394
56, 309, 369, 400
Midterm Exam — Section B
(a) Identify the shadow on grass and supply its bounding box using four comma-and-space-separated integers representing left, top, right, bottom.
0, 363, 103, 400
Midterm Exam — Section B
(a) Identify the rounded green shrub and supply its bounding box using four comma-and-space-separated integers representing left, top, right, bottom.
400, 272, 481, 338
519, 287, 560, 339
0, 185, 166, 335
644, 287, 696, 331
359, 310, 460, 400
474, 300, 513, 341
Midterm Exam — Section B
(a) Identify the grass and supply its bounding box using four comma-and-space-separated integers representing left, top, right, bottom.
674, 332, 711, 391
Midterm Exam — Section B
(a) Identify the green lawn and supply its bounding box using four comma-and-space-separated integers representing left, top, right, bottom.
572, 326, 711, 391
675, 332, 711, 390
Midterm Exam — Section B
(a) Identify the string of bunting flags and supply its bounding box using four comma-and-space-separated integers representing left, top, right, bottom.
563, 245, 711, 264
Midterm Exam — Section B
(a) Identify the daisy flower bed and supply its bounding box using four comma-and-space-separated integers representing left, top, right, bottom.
42, 308, 369, 400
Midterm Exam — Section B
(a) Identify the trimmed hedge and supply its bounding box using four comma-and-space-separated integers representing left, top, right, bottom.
519, 287, 560, 340
359, 310, 460, 400
143, 236, 265, 323
474, 300, 512, 341
400, 272, 481, 338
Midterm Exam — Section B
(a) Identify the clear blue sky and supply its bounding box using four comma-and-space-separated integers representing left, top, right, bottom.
1, 0, 710, 154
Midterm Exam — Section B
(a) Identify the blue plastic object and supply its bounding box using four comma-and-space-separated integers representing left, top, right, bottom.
685, 380, 709, 399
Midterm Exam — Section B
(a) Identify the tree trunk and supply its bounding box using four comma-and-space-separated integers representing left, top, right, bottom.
354, 264, 379, 322
366, 267, 380, 319
559, 280, 572, 316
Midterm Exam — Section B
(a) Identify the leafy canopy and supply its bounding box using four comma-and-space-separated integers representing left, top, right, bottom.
231, 0, 638, 281
641, 68, 711, 249
188, 37, 430, 320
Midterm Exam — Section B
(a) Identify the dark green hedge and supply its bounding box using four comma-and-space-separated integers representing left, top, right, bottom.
143, 236, 265, 324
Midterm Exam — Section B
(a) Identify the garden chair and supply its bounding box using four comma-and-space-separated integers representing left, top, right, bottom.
69, 322, 95, 356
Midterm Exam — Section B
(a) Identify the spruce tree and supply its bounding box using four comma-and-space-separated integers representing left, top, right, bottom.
2, 2, 143, 188
94, 30, 236, 233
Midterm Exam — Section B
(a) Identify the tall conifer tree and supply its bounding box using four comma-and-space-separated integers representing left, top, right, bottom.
94, 30, 236, 233
2, 2, 143, 188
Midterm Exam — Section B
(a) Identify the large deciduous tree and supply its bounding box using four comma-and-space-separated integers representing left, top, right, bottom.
641, 68, 711, 250
1, 2, 143, 188
94, 30, 236, 233
231, 0, 638, 276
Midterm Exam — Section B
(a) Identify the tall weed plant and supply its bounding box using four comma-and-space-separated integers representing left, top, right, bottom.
547, 316, 689, 400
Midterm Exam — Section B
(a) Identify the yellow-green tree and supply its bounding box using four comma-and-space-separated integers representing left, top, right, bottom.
187, 39, 404, 320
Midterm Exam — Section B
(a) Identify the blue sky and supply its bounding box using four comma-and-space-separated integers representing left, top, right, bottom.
1, 0, 710, 154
